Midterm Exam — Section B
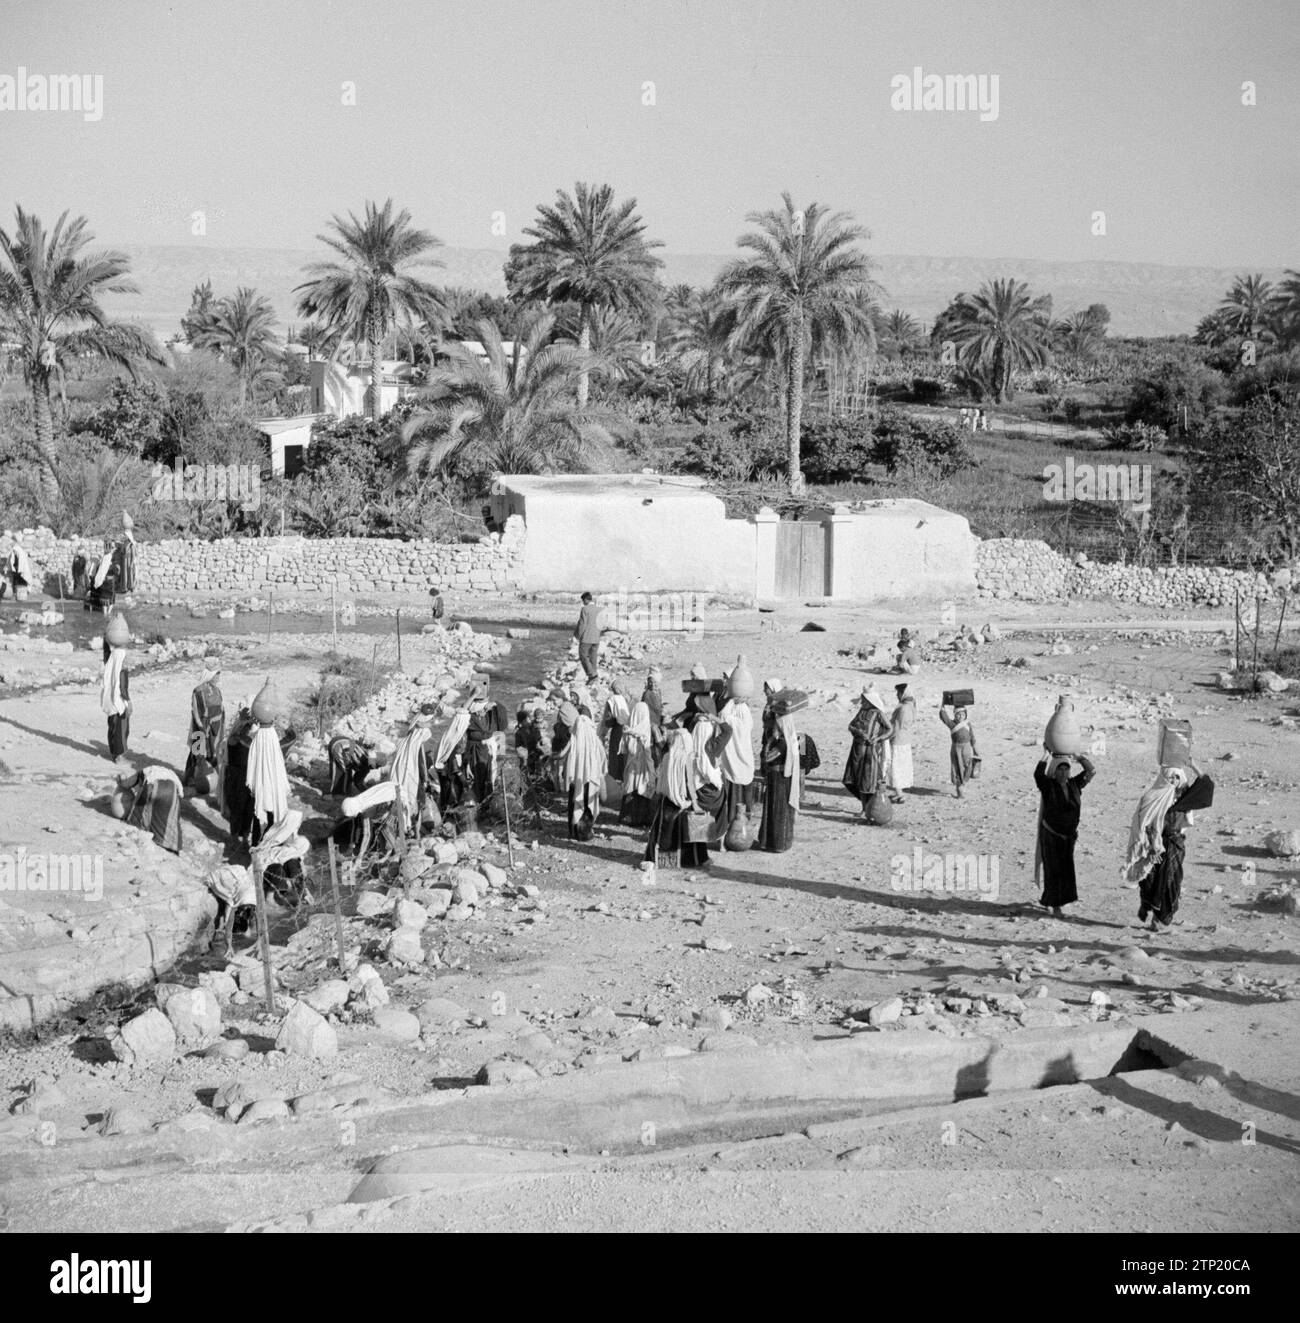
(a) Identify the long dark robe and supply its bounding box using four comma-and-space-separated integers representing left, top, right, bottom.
757, 714, 796, 853
222, 713, 258, 842
644, 781, 723, 870
124, 774, 182, 853
113, 539, 136, 593
602, 712, 627, 781
465, 702, 507, 805
1139, 775, 1215, 926
183, 678, 225, 790
842, 706, 889, 806
1034, 761, 1095, 908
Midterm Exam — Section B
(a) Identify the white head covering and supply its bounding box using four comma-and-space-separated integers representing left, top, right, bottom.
1122, 767, 1187, 881
101, 648, 128, 717
718, 698, 755, 785
778, 713, 800, 811
246, 725, 290, 822
434, 711, 470, 770
343, 781, 397, 817
560, 712, 606, 796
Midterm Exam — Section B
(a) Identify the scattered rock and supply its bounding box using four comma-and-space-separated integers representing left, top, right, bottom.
475, 1060, 540, 1086
355, 890, 393, 919
348, 963, 389, 1009
164, 988, 222, 1043
415, 997, 470, 1032
867, 996, 904, 1026
703, 936, 733, 952
98, 1107, 153, 1137
393, 898, 428, 930
108, 1008, 176, 1064
198, 970, 238, 1005
275, 1002, 338, 1059
204, 1038, 250, 1061
238, 1098, 292, 1124
300, 980, 349, 1015
371, 1007, 421, 1043
1264, 830, 1300, 858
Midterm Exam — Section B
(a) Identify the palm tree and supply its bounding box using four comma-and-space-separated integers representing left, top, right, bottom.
718, 193, 877, 495
1219, 273, 1274, 339
880, 309, 923, 357
189, 286, 281, 409
401, 309, 613, 481
295, 199, 447, 423
668, 286, 738, 402
505, 182, 664, 408
1053, 310, 1105, 361
0, 207, 165, 501
1267, 270, 1300, 351
942, 278, 1053, 403
1193, 308, 1238, 348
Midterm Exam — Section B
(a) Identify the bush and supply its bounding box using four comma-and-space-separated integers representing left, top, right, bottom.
872, 406, 977, 480
800, 415, 877, 484
1125, 358, 1226, 435
1062, 398, 1084, 424
1102, 420, 1168, 452
910, 377, 947, 403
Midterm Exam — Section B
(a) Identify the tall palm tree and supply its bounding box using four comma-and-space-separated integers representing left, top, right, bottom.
1266, 270, 1300, 351
0, 207, 164, 500
668, 286, 738, 402
1219, 273, 1274, 339
1052, 309, 1105, 361
505, 182, 664, 408
295, 199, 447, 423
880, 309, 923, 357
718, 193, 877, 494
943, 278, 1053, 403
401, 309, 613, 480
189, 286, 280, 409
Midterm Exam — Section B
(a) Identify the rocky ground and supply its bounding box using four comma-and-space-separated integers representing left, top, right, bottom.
0, 594, 1297, 1232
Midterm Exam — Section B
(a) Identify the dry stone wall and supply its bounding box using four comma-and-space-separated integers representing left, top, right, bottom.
0, 516, 525, 597
977, 538, 1278, 608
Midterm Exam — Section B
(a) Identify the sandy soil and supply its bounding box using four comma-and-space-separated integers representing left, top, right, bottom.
0, 598, 1297, 1232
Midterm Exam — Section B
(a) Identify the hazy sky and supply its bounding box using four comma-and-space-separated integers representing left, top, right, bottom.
1, 0, 1296, 265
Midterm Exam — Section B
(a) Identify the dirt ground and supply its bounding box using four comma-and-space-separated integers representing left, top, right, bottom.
0, 595, 1297, 1232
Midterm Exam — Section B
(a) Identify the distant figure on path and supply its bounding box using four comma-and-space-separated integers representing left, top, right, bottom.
895, 629, 919, 674
938, 701, 979, 798
1034, 750, 1096, 917
757, 692, 799, 853
573, 591, 604, 681
428, 584, 445, 621
1123, 762, 1215, 932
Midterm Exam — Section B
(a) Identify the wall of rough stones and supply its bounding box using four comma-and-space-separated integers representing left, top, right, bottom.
0, 516, 525, 596
976, 538, 1278, 608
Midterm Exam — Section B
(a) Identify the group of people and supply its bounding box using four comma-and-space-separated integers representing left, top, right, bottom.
92, 594, 1216, 943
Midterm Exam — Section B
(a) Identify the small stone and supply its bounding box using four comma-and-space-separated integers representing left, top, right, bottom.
703, 936, 733, 952
355, 890, 393, 919
238, 1098, 291, 1124
475, 1059, 540, 1086
743, 983, 776, 1006
198, 970, 238, 1005
204, 1037, 250, 1061
348, 963, 389, 1009
371, 1007, 421, 1043
867, 996, 904, 1027
693, 1006, 733, 1032
300, 980, 349, 1015
386, 927, 426, 967
479, 862, 508, 890
98, 1107, 153, 1137
393, 899, 428, 930
415, 996, 470, 1031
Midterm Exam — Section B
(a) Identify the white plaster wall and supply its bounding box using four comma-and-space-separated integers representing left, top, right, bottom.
830, 500, 977, 601
517, 490, 755, 595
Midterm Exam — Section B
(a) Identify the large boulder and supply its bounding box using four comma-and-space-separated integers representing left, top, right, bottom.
275, 1002, 338, 1059
109, 1008, 176, 1065
164, 988, 222, 1044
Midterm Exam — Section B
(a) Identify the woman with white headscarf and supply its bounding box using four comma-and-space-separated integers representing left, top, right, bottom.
1034, 749, 1097, 917
390, 714, 437, 827
560, 708, 606, 839
601, 681, 632, 781
434, 709, 471, 813
842, 685, 891, 813
245, 679, 291, 848
619, 699, 657, 827
1123, 761, 1214, 931
643, 701, 725, 871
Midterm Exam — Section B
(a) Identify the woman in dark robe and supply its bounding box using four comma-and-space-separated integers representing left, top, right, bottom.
220, 707, 259, 845
1033, 751, 1096, 916
757, 705, 800, 853
601, 683, 631, 782
182, 659, 225, 793
643, 707, 726, 872
464, 692, 507, 808
118, 765, 183, 854
112, 535, 136, 594
1123, 763, 1214, 932
328, 734, 374, 797
842, 687, 891, 813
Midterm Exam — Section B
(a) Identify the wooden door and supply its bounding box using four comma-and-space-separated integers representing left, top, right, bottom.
775, 520, 828, 598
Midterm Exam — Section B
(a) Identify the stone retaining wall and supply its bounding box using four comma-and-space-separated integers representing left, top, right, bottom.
977, 538, 1279, 608
0, 517, 525, 597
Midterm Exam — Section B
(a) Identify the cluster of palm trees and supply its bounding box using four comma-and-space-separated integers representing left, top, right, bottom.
1194, 272, 1300, 351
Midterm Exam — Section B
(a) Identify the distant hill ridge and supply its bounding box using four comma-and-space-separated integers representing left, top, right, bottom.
102, 244, 1290, 341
